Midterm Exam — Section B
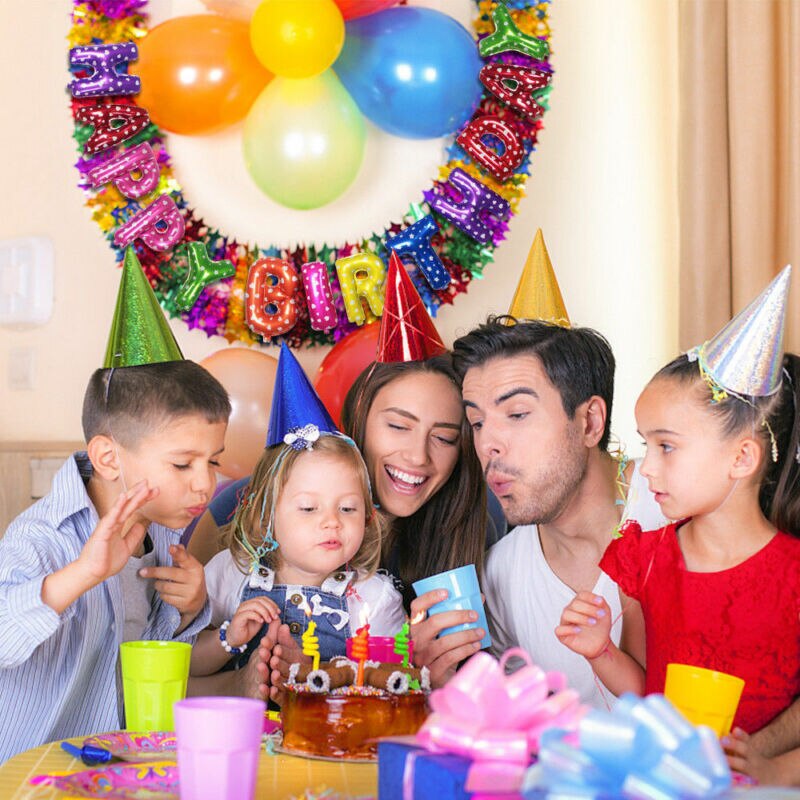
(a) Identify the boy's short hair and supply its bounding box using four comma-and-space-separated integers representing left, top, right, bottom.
82, 361, 231, 448
452, 316, 616, 451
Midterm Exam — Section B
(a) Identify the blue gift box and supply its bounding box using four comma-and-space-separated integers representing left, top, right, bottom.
378, 741, 474, 800
378, 741, 542, 800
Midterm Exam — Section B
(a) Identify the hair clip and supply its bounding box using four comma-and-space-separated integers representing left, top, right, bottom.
795, 444, 800, 465
284, 424, 320, 451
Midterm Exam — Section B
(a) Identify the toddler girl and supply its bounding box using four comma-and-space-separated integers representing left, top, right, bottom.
558, 269, 800, 739
190, 348, 405, 679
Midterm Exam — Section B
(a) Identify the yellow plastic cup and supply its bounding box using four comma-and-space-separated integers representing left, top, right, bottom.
663, 663, 745, 736
120, 641, 191, 732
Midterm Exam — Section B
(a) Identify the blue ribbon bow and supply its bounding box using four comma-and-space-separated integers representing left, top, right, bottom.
524, 693, 732, 799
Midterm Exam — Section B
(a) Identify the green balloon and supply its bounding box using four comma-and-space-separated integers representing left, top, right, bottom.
243, 70, 366, 210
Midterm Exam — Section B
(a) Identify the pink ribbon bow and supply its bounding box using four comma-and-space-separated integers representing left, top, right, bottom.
412, 649, 584, 796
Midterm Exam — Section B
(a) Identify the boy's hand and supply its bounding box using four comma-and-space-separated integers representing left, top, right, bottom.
140, 544, 207, 622
79, 481, 157, 585
555, 591, 612, 659
227, 597, 281, 649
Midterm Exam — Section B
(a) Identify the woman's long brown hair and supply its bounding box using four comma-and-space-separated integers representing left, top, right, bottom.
341, 355, 488, 608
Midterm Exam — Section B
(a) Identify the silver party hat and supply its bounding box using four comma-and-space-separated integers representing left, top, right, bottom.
692, 265, 791, 397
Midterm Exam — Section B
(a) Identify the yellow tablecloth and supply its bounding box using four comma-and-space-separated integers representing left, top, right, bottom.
0, 738, 377, 799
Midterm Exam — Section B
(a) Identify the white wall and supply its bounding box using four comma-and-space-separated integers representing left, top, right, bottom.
0, 0, 679, 455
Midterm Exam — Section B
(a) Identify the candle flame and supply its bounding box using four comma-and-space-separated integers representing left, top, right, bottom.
297, 593, 312, 618
359, 602, 371, 629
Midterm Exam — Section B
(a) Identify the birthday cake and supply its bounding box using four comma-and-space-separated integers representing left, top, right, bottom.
281, 656, 430, 760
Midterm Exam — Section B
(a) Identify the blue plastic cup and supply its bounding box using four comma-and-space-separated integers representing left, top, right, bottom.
412, 564, 491, 649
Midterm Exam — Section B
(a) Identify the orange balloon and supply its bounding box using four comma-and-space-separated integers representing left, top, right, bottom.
200, 348, 278, 479
314, 322, 380, 426
130, 15, 272, 135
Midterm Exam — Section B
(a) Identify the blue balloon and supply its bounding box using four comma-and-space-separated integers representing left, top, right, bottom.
334, 7, 484, 139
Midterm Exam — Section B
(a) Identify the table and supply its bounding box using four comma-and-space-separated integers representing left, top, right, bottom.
0, 738, 377, 799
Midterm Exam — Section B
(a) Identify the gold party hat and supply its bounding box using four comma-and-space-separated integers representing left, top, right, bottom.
507, 229, 570, 326
103, 247, 184, 368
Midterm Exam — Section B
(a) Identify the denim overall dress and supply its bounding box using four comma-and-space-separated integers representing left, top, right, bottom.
233, 563, 354, 668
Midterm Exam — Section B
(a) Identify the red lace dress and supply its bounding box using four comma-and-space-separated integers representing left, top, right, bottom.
600, 520, 800, 733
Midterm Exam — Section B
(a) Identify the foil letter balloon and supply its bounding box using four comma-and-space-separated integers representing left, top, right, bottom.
69, 43, 141, 98
175, 243, 236, 312
335, 252, 385, 325
426, 167, 510, 245
457, 116, 525, 183
385, 216, 450, 291
479, 64, 550, 122
301, 261, 337, 332
478, 4, 549, 60
75, 103, 151, 155
245, 257, 301, 339
88, 142, 160, 200
113, 195, 185, 252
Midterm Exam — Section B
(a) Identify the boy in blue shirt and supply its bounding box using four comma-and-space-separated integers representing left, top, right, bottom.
0, 250, 231, 762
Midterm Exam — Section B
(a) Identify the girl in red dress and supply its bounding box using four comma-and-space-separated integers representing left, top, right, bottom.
557, 272, 800, 783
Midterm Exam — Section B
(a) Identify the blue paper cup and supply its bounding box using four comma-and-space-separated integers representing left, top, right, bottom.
412, 565, 491, 650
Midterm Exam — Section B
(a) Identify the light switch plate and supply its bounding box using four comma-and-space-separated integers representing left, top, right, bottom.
8, 347, 35, 391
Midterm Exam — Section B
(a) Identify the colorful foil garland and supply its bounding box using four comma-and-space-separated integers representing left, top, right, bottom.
69, 0, 552, 347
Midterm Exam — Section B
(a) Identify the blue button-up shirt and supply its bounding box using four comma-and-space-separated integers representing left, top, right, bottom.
0, 453, 210, 763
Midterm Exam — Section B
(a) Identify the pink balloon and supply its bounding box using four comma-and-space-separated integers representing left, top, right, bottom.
333, 0, 400, 21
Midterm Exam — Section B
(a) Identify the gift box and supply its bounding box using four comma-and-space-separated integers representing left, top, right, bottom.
377, 648, 584, 800
378, 741, 538, 800
379, 741, 474, 800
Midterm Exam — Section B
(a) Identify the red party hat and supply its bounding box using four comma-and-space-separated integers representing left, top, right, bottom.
377, 251, 447, 363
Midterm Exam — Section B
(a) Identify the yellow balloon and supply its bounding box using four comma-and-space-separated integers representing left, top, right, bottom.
250, 0, 345, 79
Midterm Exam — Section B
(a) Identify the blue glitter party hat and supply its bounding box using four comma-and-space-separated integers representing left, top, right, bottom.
265, 345, 339, 448
691, 265, 792, 397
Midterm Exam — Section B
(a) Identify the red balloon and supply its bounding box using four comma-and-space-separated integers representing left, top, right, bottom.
333, 0, 400, 20
314, 322, 380, 425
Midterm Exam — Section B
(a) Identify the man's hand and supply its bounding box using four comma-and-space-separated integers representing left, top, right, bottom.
724, 727, 798, 786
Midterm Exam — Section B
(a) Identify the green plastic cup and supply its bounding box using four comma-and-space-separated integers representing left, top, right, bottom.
120, 641, 191, 731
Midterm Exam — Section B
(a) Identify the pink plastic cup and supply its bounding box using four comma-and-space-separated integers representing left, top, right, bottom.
174, 697, 264, 800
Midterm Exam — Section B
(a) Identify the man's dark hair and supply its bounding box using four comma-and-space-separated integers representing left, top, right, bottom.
82, 361, 231, 448
452, 316, 616, 451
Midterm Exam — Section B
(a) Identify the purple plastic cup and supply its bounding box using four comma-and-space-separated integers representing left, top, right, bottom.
174, 697, 265, 800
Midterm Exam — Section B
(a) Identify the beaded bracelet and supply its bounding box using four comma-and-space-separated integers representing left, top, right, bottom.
219, 620, 247, 655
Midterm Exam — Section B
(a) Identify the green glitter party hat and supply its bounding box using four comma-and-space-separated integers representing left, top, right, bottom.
103, 247, 184, 368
